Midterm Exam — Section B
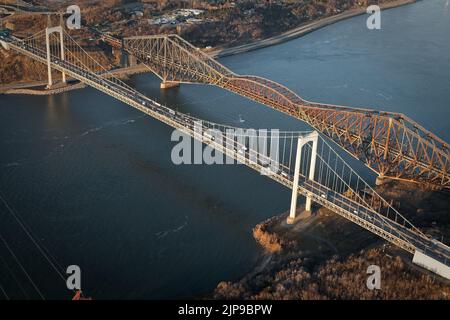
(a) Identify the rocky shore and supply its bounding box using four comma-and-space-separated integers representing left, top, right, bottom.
212, 181, 450, 300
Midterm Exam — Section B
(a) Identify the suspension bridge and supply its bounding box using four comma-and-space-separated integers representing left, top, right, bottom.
0, 27, 449, 279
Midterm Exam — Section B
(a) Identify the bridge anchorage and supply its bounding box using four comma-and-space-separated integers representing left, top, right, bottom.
0, 27, 449, 279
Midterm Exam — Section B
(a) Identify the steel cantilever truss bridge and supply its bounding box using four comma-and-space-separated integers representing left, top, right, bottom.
1, 28, 449, 278
103, 34, 450, 189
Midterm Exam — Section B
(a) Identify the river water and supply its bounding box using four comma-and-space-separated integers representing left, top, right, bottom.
0, 0, 449, 299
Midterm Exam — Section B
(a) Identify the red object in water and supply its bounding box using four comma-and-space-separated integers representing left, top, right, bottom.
72, 290, 92, 300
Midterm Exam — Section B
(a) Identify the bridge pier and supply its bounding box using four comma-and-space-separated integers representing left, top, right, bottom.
160, 81, 180, 89
128, 54, 137, 67
287, 131, 319, 224
375, 175, 388, 186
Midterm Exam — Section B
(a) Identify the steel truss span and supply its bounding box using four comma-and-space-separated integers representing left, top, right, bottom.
120, 34, 450, 189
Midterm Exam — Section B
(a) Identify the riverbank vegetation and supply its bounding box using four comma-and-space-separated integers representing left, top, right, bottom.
213, 181, 450, 300
215, 247, 449, 299
1, 0, 407, 85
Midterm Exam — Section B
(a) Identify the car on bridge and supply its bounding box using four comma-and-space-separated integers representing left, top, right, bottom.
281, 171, 291, 179
235, 144, 247, 153
258, 158, 270, 168
204, 132, 215, 141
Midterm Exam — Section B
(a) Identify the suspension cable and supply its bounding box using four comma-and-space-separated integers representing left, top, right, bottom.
0, 232, 45, 300
0, 282, 9, 300
0, 253, 29, 299
0, 190, 67, 283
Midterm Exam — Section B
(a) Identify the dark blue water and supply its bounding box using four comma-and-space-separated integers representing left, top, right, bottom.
1, 0, 449, 299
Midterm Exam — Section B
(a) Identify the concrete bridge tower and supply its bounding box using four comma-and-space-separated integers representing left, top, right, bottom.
45, 26, 66, 88
288, 131, 319, 224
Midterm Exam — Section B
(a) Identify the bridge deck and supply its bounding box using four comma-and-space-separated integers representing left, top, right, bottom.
2, 34, 449, 270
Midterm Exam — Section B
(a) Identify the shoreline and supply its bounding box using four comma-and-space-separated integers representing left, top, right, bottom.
209, 0, 417, 58
212, 181, 450, 300
0, 0, 417, 92
0, 64, 148, 95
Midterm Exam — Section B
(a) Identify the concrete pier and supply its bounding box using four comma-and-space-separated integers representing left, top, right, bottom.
128, 54, 137, 67
413, 250, 450, 279
160, 81, 180, 89
287, 211, 311, 224
375, 175, 387, 186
